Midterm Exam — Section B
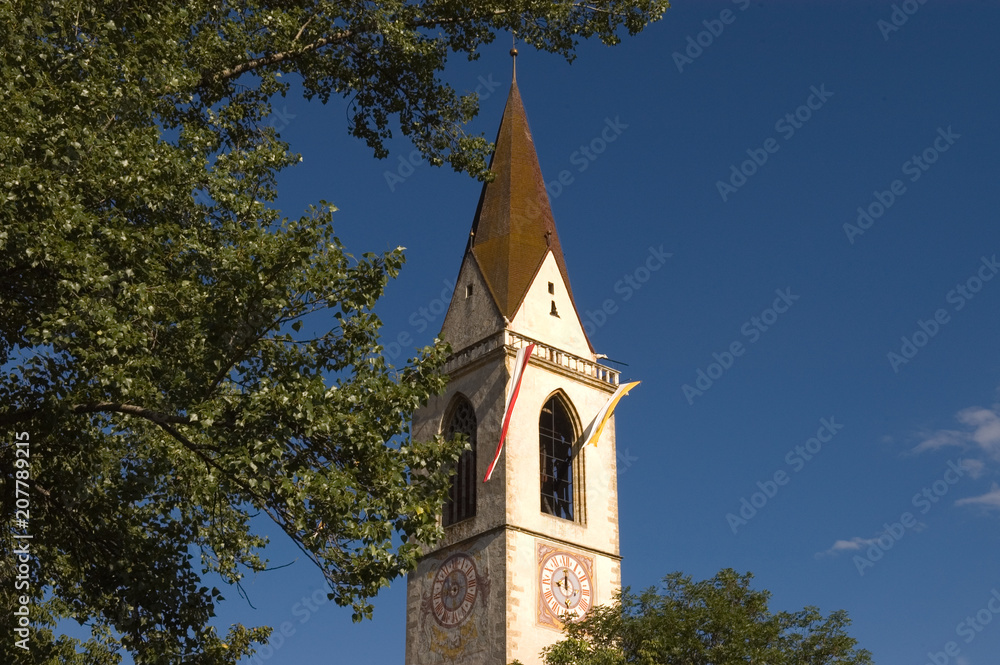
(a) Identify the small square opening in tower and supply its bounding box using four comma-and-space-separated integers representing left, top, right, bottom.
547, 282, 555, 294
465, 283, 473, 298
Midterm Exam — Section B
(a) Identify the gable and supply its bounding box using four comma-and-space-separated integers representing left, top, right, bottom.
440, 254, 505, 353
509, 251, 593, 359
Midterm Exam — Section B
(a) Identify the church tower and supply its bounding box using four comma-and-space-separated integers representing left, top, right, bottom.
405, 64, 627, 665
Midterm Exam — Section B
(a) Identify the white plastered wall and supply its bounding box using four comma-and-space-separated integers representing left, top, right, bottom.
510, 251, 593, 359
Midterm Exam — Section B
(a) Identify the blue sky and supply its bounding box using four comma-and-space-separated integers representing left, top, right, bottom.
207, 2, 1000, 664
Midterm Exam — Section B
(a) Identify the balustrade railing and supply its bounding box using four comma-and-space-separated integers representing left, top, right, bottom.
443, 329, 620, 386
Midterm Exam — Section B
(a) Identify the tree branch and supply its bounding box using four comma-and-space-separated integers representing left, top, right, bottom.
72, 402, 191, 425
203, 31, 352, 87
293, 15, 317, 42
152, 418, 333, 586
201, 9, 511, 87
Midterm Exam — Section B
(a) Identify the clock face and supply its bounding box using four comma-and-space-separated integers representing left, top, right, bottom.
539, 551, 593, 622
430, 553, 479, 627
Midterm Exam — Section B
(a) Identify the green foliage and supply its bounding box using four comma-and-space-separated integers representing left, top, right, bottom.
542, 569, 873, 665
0, 0, 667, 662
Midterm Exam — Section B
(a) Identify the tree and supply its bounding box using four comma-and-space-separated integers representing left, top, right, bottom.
0, 1, 669, 663
541, 569, 873, 665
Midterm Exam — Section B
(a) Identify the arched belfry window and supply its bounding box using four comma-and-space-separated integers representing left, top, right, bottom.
540, 395, 575, 520
442, 397, 477, 526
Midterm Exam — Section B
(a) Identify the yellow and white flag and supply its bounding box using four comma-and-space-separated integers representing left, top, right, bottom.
581, 381, 640, 447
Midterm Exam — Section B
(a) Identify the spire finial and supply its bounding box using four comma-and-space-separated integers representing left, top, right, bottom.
510, 35, 518, 81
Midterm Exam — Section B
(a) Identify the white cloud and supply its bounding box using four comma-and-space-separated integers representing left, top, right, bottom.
957, 407, 1000, 457
831, 537, 877, 551
955, 483, 1000, 511
913, 402, 1000, 460
908, 395, 1000, 519
912, 428, 965, 453
817, 536, 879, 558
961, 458, 987, 479
818, 521, 929, 558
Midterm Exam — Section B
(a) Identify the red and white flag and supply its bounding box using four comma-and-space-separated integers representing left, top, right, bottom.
483, 343, 535, 482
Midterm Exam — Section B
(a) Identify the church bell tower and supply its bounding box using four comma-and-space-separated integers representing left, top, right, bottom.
405, 63, 629, 665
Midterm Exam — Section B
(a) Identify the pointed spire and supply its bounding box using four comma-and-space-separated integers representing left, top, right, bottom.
466, 79, 577, 320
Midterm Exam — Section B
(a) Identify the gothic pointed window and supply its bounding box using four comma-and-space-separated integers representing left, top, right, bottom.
540, 396, 575, 520
442, 397, 477, 526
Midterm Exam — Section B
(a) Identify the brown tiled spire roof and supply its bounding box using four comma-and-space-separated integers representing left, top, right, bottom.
467, 81, 577, 319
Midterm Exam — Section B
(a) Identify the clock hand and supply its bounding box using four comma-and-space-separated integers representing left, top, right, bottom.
556, 570, 580, 603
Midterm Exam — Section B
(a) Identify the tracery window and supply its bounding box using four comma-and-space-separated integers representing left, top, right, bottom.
540, 396, 575, 520
442, 397, 477, 526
